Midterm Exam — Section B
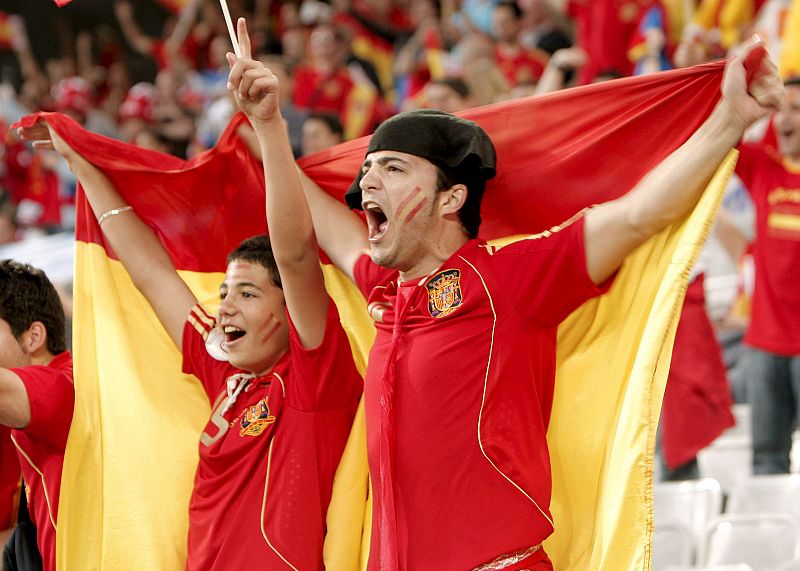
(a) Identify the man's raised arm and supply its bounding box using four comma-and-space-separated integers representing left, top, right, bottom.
583, 39, 784, 285
296, 168, 368, 284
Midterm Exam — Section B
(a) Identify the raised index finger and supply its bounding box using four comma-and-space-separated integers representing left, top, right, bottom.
237, 17, 252, 60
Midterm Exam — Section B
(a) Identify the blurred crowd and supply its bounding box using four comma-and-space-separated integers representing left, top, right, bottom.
0, 0, 793, 240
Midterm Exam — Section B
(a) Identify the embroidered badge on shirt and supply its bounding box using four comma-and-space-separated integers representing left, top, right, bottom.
426, 269, 463, 318
239, 398, 276, 437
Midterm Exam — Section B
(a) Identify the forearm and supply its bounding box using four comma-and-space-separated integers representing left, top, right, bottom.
165, 0, 202, 53
253, 117, 319, 267
623, 102, 744, 236
116, 15, 153, 55
296, 168, 368, 282
69, 155, 194, 347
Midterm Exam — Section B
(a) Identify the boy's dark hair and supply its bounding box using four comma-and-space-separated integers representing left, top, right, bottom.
0, 260, 66, 355
436, 166, 486, 239
226, 235, 283, 289
306, 112, 344, 138
430, 77, 471, 99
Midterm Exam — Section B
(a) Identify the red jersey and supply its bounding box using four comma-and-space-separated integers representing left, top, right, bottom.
0, 427, 21, 530
10, 351, 74, 571
494, 45, 548, 87
736, 143, 800, 355
354, 217, 609, 570
181, 301, 361, 570
568, 0, 655, 83
292, 66, 355, 116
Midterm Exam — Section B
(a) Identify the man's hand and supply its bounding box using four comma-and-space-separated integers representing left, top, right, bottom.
226, 18, 281, 126
720, 37, 784, 133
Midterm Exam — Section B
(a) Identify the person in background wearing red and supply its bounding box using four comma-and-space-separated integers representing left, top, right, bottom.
0, 260, 73, 571
735, 76, 800, 474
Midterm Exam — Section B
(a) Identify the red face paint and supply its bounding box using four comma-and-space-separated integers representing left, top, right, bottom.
258, 315, 282, 346
396, 186, 429, 226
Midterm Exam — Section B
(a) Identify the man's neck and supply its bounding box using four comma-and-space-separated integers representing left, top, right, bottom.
398, 233, 471, 283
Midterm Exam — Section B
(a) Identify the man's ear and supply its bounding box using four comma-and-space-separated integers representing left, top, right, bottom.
439, 184, 468, 216
20, 322, 48, 355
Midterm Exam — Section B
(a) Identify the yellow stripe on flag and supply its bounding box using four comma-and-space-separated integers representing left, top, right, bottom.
60, 243, 217, 570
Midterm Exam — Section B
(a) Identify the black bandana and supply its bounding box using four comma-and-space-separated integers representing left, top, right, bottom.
345, 109, 497, 209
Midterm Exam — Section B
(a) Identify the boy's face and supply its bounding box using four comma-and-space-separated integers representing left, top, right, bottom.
776, 84, 800, 161
0, 317, 28, 370
218, 261, 289, 375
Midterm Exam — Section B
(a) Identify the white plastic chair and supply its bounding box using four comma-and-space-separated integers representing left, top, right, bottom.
701, 512, 800, 570
652, 522, 693, 570
727, 474, 800, 521
698, 435, 753, 494
654, 477, 724, 549
719, 404, 751, 439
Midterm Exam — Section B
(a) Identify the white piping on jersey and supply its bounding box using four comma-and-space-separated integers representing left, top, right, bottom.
10, 433, 57, 530
259, 369, 296, 570
458, 255, 555, 528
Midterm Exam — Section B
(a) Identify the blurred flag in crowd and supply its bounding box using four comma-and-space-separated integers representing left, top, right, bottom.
156, 0, 191, 14
779, 0, 800, 77
53, 0, 73, 6
0, 12, 13, 50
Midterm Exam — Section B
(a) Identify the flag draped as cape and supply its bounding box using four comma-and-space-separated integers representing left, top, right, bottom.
19, 58, 733, 570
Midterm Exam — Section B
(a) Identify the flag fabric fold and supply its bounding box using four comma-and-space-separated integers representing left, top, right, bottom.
17, 58, 730, 570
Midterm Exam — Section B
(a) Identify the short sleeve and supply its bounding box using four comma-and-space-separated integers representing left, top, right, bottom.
284, 299, 363, 412
353, 252, 395, 299
14, 365, 73, 451
735, 142, 762, 192
489, 215, 611, 326
182, 304, 234, 398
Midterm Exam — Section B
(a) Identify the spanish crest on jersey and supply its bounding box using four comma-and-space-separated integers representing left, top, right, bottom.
425, 269, 463, 318
239, 398, 275, 437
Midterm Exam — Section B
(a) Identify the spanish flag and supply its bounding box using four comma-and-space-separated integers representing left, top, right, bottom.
692, 0, 766, 49
0, 12, 14, 50
18, 58, 732, 570
155, 0, 191, 14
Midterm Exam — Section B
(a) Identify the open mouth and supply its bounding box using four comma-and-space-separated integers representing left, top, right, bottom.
364, 203, 389, 242
223, 325, 246, 344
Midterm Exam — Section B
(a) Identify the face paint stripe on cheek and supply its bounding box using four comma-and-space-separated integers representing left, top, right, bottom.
259, 317, 282, 345
398, 188, 427, 221
403, 195, 429, 225
395, 186, 423, 215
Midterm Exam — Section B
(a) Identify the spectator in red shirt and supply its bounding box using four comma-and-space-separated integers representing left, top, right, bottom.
0, 259, 73, 571
294, 40, 782, 569
734, 77, 800, 474
492, 0, 550, 87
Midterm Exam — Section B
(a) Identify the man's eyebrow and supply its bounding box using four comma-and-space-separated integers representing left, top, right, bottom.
361, 156, 413, 170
